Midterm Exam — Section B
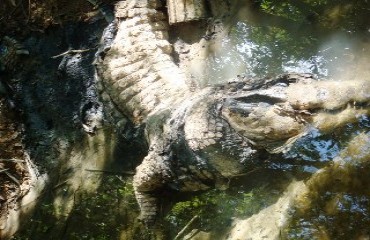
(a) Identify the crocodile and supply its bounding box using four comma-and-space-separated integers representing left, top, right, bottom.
95, 0, 370, 225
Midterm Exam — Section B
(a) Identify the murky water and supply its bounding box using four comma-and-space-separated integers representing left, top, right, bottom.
204, 1, 370, 85
12, 1, 370, 239
172, 1, 370, 239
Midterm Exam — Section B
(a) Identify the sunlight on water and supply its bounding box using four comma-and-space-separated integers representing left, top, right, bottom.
204, 13, 370, 85
180, 1, 370, 239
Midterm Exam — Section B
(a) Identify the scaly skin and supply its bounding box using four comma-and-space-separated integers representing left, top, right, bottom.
96, 0, 189, 124
0, 36, 28, 72
96, 1, 370, 225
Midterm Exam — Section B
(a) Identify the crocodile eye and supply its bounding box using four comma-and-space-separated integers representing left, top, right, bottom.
0, 45, 8, 55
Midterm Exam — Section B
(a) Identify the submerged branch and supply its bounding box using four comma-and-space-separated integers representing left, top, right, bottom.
230, 168, 262, 178
174, 215, 199, 240
4, 171, 20, 185
53, 180, 69, 190
0, 168, 10, 173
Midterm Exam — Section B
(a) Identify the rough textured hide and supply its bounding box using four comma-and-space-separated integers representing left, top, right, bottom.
96, 0, 189, 124
96, 0, 370, 225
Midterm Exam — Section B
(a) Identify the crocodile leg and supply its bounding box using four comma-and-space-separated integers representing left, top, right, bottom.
96, 0, 193, 225
133, 148, 173, 225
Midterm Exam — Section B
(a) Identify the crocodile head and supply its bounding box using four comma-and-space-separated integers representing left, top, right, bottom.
177, 73, 370, 190
220, 74, 370, 153
133, 73, 370, 226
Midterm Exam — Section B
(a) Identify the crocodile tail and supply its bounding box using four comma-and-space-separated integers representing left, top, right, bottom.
134, 191, 159, 225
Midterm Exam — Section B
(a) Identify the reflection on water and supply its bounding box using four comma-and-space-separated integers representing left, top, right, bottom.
203, 4, 370, 85
166, 168, 296, 238
177, 1, 370, 239
287, 191, 370, 239
284, 132, 370, 239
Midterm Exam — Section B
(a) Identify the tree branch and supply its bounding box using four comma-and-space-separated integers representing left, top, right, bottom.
174, 215, 199, 240
51, 49, 91, 59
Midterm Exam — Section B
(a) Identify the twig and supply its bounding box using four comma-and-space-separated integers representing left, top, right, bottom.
115, 175, 125, 184
4, 171, 20, 185
0, 168, 10, 173
51, 49, 91, 59
84, 169, 135, 175
0, 158, 25, 163
174, 215, 199, 240
53, 180, 69, 190
229, 168, 261, 178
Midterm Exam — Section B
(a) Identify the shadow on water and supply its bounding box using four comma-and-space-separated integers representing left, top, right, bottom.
9, 13, 149, 240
